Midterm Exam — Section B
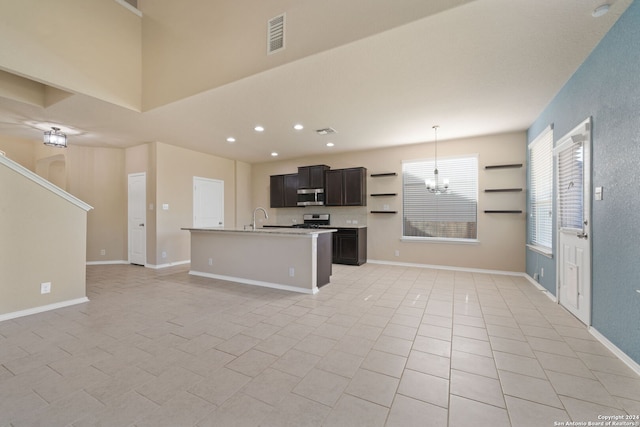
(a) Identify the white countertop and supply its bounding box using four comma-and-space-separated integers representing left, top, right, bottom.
182, 227, 337, 236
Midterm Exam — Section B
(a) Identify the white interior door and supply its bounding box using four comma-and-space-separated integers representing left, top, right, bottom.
128, 173, 146, 265
193, 177, 224, 227
555, 118, 591, 325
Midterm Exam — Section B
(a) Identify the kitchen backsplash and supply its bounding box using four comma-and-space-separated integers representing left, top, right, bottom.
267, 206, 367, 227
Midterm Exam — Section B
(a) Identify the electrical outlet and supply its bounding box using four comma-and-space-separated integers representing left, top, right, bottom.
100, 249, 106, 256
353, 220, 358, 224
162, 251, 167, 259
540, 268, 544, 278
394, 250, 400, 257
40, 282, 51, 294
208, 258, 213, 266
289, 267, 295, 277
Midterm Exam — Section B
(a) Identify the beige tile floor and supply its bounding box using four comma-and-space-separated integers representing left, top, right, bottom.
1, 263, 639, 426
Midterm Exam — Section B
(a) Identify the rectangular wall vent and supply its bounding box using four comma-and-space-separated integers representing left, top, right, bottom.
268, 13, 286, 54
316, 127, 337, 135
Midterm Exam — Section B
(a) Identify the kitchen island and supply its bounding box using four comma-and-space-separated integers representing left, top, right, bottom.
182, 227, 335, 294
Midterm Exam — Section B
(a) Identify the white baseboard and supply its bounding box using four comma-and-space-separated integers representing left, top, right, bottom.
147, 260, 191, 270
0, 297, 89, 323
86, 260, 191, 269
589, 327, 640, 377
86, 260, 128, 266
367, 259, 523, 276
522, 273, 557, 302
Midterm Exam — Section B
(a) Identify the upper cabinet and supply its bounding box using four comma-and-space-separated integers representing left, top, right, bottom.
325, 167, 367, 206
298, 165, 330, 189
270, 173, 298, 208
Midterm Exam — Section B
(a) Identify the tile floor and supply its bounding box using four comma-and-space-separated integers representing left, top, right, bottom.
1, 263, 639, 426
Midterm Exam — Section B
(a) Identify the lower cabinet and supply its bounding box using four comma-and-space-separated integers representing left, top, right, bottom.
332, 227, 367, 265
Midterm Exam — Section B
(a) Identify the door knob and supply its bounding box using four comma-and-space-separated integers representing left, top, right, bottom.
577, 231, 588, 239
139, 223, 145, 227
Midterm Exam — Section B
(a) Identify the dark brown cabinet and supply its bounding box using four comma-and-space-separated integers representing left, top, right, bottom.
298, 165, 329, 189
325, 167, 367, 206
332, 227, 367, 265
270, 173, 298, 208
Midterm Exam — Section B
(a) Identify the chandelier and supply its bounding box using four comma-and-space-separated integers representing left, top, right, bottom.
43, 127, 67, 148
425, 125, 449, 194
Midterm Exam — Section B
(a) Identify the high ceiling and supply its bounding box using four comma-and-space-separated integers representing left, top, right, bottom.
0, 0, 631, 163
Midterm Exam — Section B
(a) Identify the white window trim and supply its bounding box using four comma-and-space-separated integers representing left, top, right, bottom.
528, 125, 553, 252
401, 236, 480, 244
526, 244, 553, 258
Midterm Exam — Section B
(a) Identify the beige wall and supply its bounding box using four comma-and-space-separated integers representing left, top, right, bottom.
1, 129, 525, 273
252, 131, 527, 272
66, 146, 127, 263
138, 0, 467, 110
235, 160, 253, 227
0, 0, 142, 110
0, 160, 88, 316
0, 135, 35, 170
154, 142, 241, 266
0, 136, 251, 267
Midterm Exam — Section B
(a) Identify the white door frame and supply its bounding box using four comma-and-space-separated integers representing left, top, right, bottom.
555, 117, 592, 325
128, 172, 147, 266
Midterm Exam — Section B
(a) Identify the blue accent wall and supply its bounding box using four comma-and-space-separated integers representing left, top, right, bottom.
527, 1, 640, 365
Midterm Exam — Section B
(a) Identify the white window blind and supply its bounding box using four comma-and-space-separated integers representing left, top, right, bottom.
528, 126, 553, 249
558, 142, 584, 230
402, 155, 478, 240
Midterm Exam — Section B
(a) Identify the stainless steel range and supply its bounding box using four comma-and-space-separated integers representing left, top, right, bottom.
293, 213, 330, 228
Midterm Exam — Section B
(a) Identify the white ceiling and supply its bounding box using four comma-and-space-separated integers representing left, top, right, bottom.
0, 0, 631, 163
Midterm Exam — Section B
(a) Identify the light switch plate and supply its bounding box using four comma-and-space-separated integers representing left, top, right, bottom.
162, 203, 169, 210
595, 186, 603, 201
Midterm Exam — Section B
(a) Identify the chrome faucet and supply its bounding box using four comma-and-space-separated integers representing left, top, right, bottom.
252, 207, 268, 230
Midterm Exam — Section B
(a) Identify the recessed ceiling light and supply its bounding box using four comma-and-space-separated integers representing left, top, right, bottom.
271, 152, 278, 157
326, 142, 335, 147
254, 125, 265, 132
592, 4, 610, 17
293, 124, 304, 130
226, 137, 236, 143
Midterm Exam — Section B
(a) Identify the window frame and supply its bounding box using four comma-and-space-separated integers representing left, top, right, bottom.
527, 125, 554, 256
401, 154, 479, 243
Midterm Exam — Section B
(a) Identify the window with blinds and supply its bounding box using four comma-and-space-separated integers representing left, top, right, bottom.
528, 126, 553, 250
558, 142, 584, 230
402, 155, 478, 240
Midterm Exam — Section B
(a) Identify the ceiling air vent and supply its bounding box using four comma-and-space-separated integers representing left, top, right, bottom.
316, 127, 337, 135
267, 13, 286, 54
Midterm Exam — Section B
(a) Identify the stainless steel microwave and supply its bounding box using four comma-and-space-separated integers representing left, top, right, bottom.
297, 188, 325, 206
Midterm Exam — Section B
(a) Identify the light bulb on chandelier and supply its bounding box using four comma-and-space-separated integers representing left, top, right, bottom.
425, 125, 449, 194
